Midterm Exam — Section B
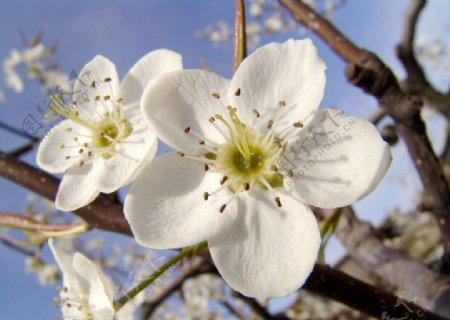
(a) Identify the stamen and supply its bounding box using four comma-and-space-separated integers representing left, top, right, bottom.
267, 120, 274, 129
275, 197, 282, 207
252, 109, 260, 118
204, 163, 209, 171
219, 204, 227, 213
235, 88, 241, 96
104, 77, 112, 82
293, 121, 304, 128
220, 176, 228, 185
184, 126, 191, 134
203, 192, 209, 200
212, 93, 220, 99
279, 100, 286, 107
244, 182, 250, 191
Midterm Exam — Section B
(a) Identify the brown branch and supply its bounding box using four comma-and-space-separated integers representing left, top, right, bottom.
305, 264, 448, 320
280, 0, 450, 274
332, 206, 450, 318
396, 0, 450, 117
0, 152, 131, 235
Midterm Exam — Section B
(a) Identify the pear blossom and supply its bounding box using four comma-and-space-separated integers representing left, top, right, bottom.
49, 239, 115, 320
37, 50, 182, 211
124, 39, 391, 298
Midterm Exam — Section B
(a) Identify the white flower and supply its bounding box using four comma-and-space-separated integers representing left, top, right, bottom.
49, 239, 115, 320
37, 50, 182, 211
124, 39, 391, 299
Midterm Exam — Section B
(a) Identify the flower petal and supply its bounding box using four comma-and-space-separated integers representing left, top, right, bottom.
73, 253, 114, 320
119, 49, 183, 104
228, 39, 326, 134
141, 70, 230, 154
48, 239, 88, 294
36, 120, 88, 173
55, 163, 100, 211
72, 55, 119, 115
124, 151, 237, 249
284, 108, 391, 208
209, 189, 320, 299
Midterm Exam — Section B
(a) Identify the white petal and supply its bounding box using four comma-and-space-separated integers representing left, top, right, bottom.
209, 189, 320, 299
119, 49, 183, 104
285, 108, 392, 208
55, 163, 100, 211
124, 152, 237, 249
73, 253, 114, 320
228, 39, 326, 134
36, 120, 88, 173
141, 70, 230, 154
95, 122, 157, 193
48, 239, 88, 294
72, 55, 119, 115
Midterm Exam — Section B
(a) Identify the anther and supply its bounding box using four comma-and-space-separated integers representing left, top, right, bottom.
219, 204, 227, 213
59, 144, 65, 149
177, 151, 185, 157
184, 126, 191, 134
90, 81, 96, 88
79, 160, 85, 167
104, 77, 112, 82
78, 148, 84, 154
220, 176, 228, 185
267, 120, 274, 129
87, 151, 93, 157
275, 197, 282, 207
117, 97, 123, 103
235, 88, 241, 96
71, 100, 77, 106
73, 137, 79, 142
274, 137, 282, 148
244, 182, 250, 191
198, 139, 205, 145
66, 128, 72, 132
94, 95, 100, 101
204, 163, 209, 171
203, 192, 209, 200
209, 117, 215, 122
279, 100, 286, 107
270, 165, 278, 172
65, 156, 70, 160
293, 121, 304, 128
103, 95, 110, 101
212, 93, 220, 99
288, 169, 294, 178
252, 109, 260, 118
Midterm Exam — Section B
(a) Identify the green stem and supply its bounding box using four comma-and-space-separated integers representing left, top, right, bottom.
113, 241, 208, 310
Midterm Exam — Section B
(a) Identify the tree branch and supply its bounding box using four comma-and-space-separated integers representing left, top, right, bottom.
332, 206, 450, 318
280, 0, 450, 274
0, 152, 131, 235
396, 0, 449, 117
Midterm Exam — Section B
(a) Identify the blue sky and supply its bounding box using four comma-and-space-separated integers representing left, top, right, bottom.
0, 0, 449, 318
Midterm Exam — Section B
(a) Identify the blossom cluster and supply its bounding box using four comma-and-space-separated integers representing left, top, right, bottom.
38, 39, 391, 319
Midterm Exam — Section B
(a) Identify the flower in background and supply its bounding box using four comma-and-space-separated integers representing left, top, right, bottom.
49, 239, 115, 320
37, 50, 182, 211
125, 39, 391, 299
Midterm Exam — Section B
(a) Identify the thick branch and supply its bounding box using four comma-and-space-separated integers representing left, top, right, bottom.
280, 0, 450, 273
334, 206, 450, 318
0, 152, 131, 235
